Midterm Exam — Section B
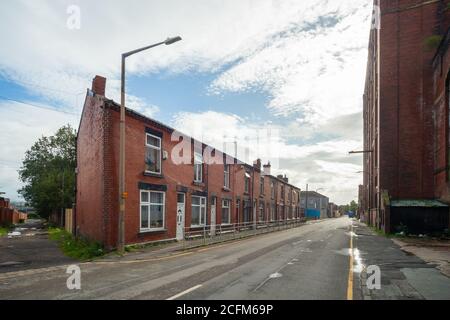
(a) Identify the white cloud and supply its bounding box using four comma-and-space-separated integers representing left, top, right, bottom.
0, 101, 79, 201
0, 0, 371, 203
172, 110, 362, 204
210, 1, 372, 123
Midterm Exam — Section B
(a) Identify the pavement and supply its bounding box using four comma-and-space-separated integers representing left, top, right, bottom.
392, 237, 450, 278
0, 220, 75, 273
0, 217, 449, 300
353, 221, 450, 300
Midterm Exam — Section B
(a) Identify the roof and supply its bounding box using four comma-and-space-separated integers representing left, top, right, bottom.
300, 191, 328, 199
90, 92, 302, 190
390, 200, 448, 208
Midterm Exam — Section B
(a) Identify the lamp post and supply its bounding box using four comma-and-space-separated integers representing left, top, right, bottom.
118, 36, 182, 253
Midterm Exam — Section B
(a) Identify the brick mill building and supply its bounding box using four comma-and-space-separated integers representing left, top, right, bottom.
362, 0, 450, 233
75, 76, 302, 249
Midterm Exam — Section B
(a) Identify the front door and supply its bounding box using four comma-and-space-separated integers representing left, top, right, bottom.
176, 193, 185, 241
210, 197, 216, 236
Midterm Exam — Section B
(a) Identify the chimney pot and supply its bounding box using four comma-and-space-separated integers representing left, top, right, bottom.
263, 162, 271, 176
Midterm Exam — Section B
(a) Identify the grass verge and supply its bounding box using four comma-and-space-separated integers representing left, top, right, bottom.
48, 227, 105, 261
0, 226, 9, 237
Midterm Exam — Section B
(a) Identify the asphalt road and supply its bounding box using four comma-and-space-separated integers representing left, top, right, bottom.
1, 217, 449, 300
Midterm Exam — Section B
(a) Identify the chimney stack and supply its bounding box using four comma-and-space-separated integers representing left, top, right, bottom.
263, 162, 271, 176
253, 159, 262, 171
92, 75, 106, 96
283, 175, 289, 183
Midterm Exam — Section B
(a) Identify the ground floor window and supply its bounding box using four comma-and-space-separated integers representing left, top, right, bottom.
140, 190, 165, 231
271, 204, 276, 221
222, 199, 231, 225
191, 196, 207, 226
259, 202, 265, 222
243, 200, 251, 223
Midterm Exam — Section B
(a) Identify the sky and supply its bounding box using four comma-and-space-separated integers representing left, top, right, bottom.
0, 0, 373, 205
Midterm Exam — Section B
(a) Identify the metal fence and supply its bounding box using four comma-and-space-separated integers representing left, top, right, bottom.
182, 218, 306, 249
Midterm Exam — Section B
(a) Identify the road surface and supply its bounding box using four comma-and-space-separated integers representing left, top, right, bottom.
1, 217, 449, 300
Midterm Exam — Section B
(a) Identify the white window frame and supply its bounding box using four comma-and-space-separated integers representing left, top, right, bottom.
224, 164, 230, 189
271, 182, 275, 199
145, 133, 162, 175
140, 190, 165, 232
191, 196, 207, 227
271, 204, 276, 221
221, 199, 231, 225
245, 172, 250, 193
259, 202, 264, 222
194, 152, 203, 183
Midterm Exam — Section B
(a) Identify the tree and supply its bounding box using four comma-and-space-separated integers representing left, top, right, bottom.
341, 200, 358, 214
18, 125, 76, 218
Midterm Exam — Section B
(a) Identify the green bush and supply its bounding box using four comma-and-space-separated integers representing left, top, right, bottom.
48, 228, 104, 261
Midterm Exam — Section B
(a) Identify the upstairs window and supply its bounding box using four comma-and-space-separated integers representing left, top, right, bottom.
224, 165, 230, 189
271, 182, 275, 199
244, 172, 251, 193
260, 177, 264, 194
194, 152, 203, 182
145, 133, 161, 174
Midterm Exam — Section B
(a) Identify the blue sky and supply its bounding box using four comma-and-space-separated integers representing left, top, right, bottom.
0, 0, 373, 204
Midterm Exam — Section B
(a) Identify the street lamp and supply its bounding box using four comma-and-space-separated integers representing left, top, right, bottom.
118, 36, 182, 253
348, 150, 373, 155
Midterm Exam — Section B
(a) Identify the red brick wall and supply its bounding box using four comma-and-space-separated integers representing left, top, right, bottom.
433, 29, 450, 203
76, 93, 109, 245
378, 0, 441, 200
77, 91, 303, 248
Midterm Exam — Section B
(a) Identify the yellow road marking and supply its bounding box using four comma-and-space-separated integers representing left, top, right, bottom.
347, 223, 354, 300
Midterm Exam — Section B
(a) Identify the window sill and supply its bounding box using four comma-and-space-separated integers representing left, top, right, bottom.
138, 228, 167, 235
190, 225, 206, 229
222, 187, 231, 192
143, 171, 164, 178
193, 181, 205, 187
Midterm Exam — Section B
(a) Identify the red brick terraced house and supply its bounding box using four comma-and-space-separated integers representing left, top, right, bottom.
75, 76, 302, 249
362, 0, 450, 234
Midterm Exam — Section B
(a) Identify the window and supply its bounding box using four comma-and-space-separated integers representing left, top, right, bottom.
191, 196, 206, 226
140, 190, 165, 231
145, 134, 161, 174
260, 177, 264, 194
243, 200, 251, 222
259, 202, 265, 222
222, 199, 231, 224
224, 165, 230, 189
271, 182, 275, 199
281, 185, 285, 200
194, 152, 203, 182
271, 204, 276, 221
245, 172, 251, 193
289, 189, 292, 202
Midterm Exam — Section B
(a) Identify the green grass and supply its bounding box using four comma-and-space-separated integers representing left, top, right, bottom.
0, 227, 9, 237
48, 228, 105, 261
